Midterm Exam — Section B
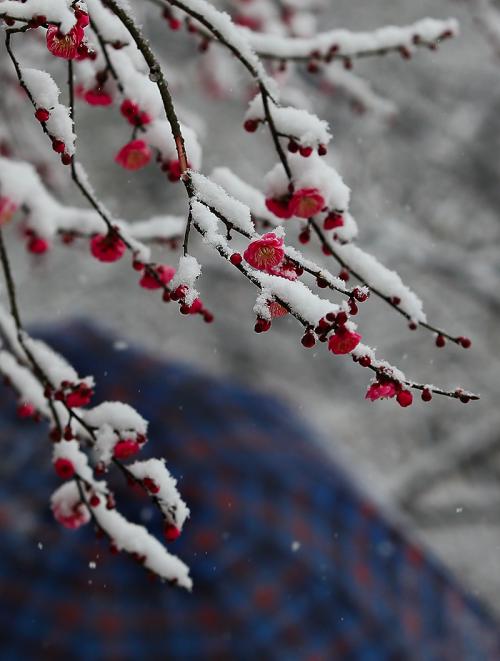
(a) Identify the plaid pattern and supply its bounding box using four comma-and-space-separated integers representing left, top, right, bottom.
0, 322, 498, 660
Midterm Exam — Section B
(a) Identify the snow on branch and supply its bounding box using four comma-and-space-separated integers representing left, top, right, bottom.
0, 0, 480, 589
0, 301, 192, 587
244, 18, 459, 62
0, 0, 80, 33
321, 65, 398, 121
0, 157, 182, 251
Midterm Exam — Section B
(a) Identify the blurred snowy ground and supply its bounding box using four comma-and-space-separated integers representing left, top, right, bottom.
3, 0, 500, 613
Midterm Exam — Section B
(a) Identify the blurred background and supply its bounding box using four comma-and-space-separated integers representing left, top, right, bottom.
2, 0, 500, 618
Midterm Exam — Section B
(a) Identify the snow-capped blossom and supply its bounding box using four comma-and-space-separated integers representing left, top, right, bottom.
265, 195, 293, 219
91, 505, 192, 588
366, 382, 397, 401
324, 211, 344, 230
245, 96, 331, 150
139, 264, 176, 290
46, 25, 85, 60
54, 457, 75, 480
289, 188, 325, 219
120, 100, 152, 126
113, 439, 141, 460
0, 197, 17, 225
90, 232, 126, 263
328, 329, 362, 355
83, 402, 148, 436
51, 482, 90, 530
84, 88, 113, 106
64, 382, 94, 407
244, 233, 285, 272
266, 154, 351, 213
20, 68, 76, 157
53, 501, 90, 529
115, 140, 151, 171
128, 458, 190, 530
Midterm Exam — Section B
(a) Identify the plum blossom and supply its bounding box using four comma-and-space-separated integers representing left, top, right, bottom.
289, 188, 325, 219
324, 212, 344, 230
328, 329, 362, 355
115, 140, 152, 171
90, 232, 126, 263
65, 383, 94, 407
365, 382, 397, 401
46, 25, 85, 60
114, 439, 141, 459
120, 100, 152, 126
397, 390, 413, 408
139, 265, 176, 290
244, 233, 285, 272
84, 88, 113, 106
52, 500, 90, 529
265, 196, 293, 219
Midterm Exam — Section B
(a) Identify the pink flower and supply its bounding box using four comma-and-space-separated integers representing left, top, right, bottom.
0, 196, 17, 225
328, 329, 362, 355
52, 502, 90, 529
90, 232, 126, 262
265, 196, 293, 219
243, 233, 285, 272
84, 88, 113, 106
46, 24, 85, 60
54, 458, 75, 480
289, 188, 325, 219
114, 439, 140, 459
365, 382, 397, 401
139, 264, 176, 290
115, 140, 151, 171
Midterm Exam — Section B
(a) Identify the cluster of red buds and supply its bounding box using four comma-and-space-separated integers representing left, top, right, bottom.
32, 107, 73, 166
54, 380, 94, 408
120, 99, 152, 127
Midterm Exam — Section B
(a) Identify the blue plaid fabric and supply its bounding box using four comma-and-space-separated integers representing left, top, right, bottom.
0, 322, 499, 660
